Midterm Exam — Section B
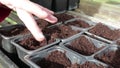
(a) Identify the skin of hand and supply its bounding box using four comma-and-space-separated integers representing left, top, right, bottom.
0, 0, 58, 42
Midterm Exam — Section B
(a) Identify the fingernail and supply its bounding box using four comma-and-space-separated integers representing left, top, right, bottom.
38, 34, 45, 41
49, 11, 54, 14
34, 33, 45, 42
48, 15, 58, 23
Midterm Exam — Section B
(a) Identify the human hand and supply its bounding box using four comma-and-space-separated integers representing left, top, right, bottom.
0, 0, 57, 42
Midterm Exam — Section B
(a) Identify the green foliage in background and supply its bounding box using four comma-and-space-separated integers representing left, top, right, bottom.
5, 18, 17, 25
92, 0, 120, 3
81, 0, 120, 3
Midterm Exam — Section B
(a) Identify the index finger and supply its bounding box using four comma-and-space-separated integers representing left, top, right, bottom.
16, 8, 45, 42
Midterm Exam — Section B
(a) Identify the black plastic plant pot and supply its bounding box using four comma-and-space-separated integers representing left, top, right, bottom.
0, 50, 18, 68
68, 0, 80, 10
24, 46, 84, 68
0, 24, 30, 53
53, 0, 67, 12
31, 0, 52, 10
11, 34, 60, 63
0, 36, 2, 47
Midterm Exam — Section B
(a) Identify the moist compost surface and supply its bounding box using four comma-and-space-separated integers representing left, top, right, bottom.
67, 36, 104, 56
0, 25, 29, 37
36, 50, 71, 68
0, 19, 55, 37
17, 24, 79, 50
54, 13, 74, 22
36, 19, 54, 29
42, 24, 79, 39
18, 35, 54, 50
67, 20, 91, 28
116, 40, 120, 46
68, 61, 105, 68
95, 48, 120, 68
89, 23, 120, 41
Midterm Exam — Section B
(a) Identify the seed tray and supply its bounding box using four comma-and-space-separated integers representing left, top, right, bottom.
11, 34, 60, 63
0, 50, 18, 68
60, 34, 109, 56
0, 24, 29, 53
3, 11, 120, 68
24, 46, 85, 68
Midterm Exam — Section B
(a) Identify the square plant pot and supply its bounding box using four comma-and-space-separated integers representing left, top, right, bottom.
71, 60, 111, 68
0, 24, 30, 53
68, 0, 80, 10
54, 12, 75, 23
64, 18, 96, 31
11, 34, 60, 63
0, 50, 18, 68
87, 23, 120, 43
60, 34, 109, 56
53, 0, 67, 12
24, 46, 84, 68
94, 46, 120, 68
42, 23, 81, 41
30, 0, 52, 10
